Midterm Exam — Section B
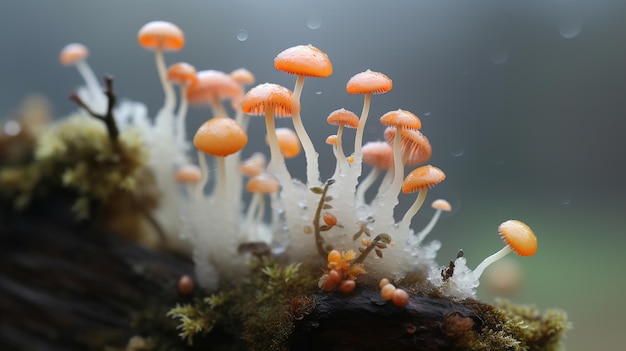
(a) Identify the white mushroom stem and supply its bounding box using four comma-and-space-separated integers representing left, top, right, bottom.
195, 150, 210, 200
245, 192, 264, 240
291, 75, 320, 186
335, 125, 349, 173
74, 60, 105, 109
355, 167, 380, 204
473, 246, 513, 280
154, 49, 176, 117
413, 208, 443, 245
264, 107, 291, 186
354, 92, 371, 158
399, 188, 428, 234
330, 143, 340, 179
215, 156, 227, 201
374, 129, 404, 225
175, 84, 190, 154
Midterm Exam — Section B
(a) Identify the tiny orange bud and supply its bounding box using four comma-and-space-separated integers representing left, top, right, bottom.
339, 280, 356, 294
328, 250, 341, 264
381, 283, 396, 301
392, 288, 409, 307
379, 278, 390, 289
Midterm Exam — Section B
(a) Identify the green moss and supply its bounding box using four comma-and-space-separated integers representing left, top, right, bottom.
166, 258, 318, 349
465, 299, 570, 351
0, 114, 148, 219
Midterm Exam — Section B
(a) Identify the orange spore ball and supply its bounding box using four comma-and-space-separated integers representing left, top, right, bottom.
322, 212, 337, 226
381, 283, 396, 301
178, 275, 195, 295
328, 269, 343, 285
379, 278, 390, 289
339, 280, 356, 294
392, 288, 410, 307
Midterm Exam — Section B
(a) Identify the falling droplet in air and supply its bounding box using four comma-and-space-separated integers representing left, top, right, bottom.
451, 148, 465, 157
315, 90, 322, 95
561, 198, 571, 205
558, 15, 582, 39
307, 13, 322, 30
423, 111, 431, 117
236, 29, 249, 42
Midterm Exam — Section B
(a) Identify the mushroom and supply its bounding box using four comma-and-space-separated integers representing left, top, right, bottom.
472, 220, 538, 279
137, 21, 185, 117
270, 128, 301, 159
167, 62, 198, 152
412, 199, 452, 246
326, 108, 359, 174
274, 44, 333, 185
186, 70, 242, 118
240, 83, 298, 186
356, 141, 394, 204
346, 70, 393, 158
230, 68, 256, 131
399, 165, 446, 233
59, 43, 105, 110
175, 163, 202, 197
193, 117, 248, 200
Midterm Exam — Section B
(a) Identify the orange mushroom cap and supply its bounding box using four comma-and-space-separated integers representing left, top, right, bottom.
326, 108, 360, 128
167, 62, 198, 86
431, 199, 452, 212
246, 173, 280, 194
325, 135, 338, 145
346, 70, 393, 95
240, 152, 267, 177
186, 70, 242, 105
362, 141, 394, 169
498, 220, 538, 257
137, 21, 185, 51
274, 44, 333, 78
59, 43, 89, 65
241, 83, 298, 117
383, 127, 432, 166
175, 164, 202, 183
380, 109, 422, 130
270, 128, 301, 158
193, 117, 248, 157
401, 165, 446, 194
230, 68, 256, 86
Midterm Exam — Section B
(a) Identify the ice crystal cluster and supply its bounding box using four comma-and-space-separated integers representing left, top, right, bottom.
58, 21, 538, 300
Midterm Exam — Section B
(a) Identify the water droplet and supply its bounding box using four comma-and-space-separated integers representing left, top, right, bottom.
558, 16, 582, 39
315, 90, 322, 95
423, 111, 431, 117
3, 120, 20, 136
489, 49, 509, 65
307, 12, 322, 30
236, 29, 248, 41
560, 198, 571, 205
450, 148, 464, 157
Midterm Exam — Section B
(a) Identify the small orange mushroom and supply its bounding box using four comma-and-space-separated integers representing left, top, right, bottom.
327, 108, 359, 174
399, 165, 446, 232
187, 70, 242, 118
167, 62, 198, 149
473, 220, 538, 279
413, 199, 452, 247
356, 141, 395, 204
241, 83, 297, 185
274, 44, 333, 185
137, 21, 185, 115
194, 117, 248, 199
269, 128, 301, 159
346, 69, 393, 157
244, 173, 280, 240
59, 43, 104, 107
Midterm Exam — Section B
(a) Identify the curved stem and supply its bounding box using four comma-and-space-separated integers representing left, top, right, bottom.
245, 193, 261, 239
195, 151, 210, 200
399, 188, 428, 233
354, 92, 371, 158
414, 209, 442, 245
216, 156, 226, 201
264, 108, 291, 186
473, 246, 512, 279
356, 167, 380, 205
291, 75, 319, 186
335, 125, 349, 174
155, 49, 176, 116
175, 85, 189, 154
74, 60, 104, 108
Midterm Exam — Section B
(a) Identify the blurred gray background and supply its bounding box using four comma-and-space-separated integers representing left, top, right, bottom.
1, 1, 625, 349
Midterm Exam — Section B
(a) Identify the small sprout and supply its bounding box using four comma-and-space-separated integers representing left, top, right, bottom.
310, 187, 324, 194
